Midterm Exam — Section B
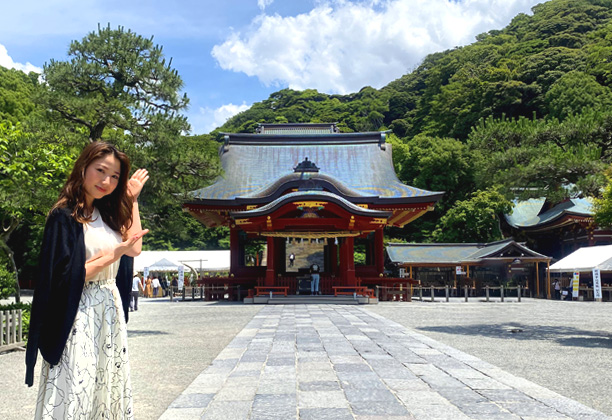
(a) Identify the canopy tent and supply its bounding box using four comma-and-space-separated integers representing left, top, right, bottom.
147, 258, 181, 271
549, 245, 612, 273
134, 250, 230, 273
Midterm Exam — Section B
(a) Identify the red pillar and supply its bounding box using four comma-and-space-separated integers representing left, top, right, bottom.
265, 236, 276, 286
328, 238, 338, 277
230, 227, 240, 276
340, 237, 356, 286
375, 228, 384, 275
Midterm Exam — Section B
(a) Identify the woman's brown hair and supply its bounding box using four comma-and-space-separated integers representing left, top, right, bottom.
51, 141, 133, 235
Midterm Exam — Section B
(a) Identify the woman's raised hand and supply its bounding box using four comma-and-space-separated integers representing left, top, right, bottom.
117, 229, 149, 256
128, 169, 149, 201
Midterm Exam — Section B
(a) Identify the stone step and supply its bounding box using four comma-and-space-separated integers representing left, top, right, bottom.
247, 295, 376, 305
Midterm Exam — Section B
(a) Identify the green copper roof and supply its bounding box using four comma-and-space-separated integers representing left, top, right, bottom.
387, 239, 548, 264
505, 198, 593, 229
188, 131, 443, 205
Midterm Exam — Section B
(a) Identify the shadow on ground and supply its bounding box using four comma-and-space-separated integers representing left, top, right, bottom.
417, 324, 612, 349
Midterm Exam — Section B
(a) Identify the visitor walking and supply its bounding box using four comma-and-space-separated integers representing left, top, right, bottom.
25, 141, 149, 419
289, 252, 295, 267
131, 274, 144, 311
152, 276, 161, 297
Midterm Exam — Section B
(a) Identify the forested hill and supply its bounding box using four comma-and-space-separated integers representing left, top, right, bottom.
218, 0, 612, 243
220, 0, 612, 140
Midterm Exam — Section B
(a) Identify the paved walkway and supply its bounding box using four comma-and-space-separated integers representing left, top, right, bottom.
160, 305, 608, 420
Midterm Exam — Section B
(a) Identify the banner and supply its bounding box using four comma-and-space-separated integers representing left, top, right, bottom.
143, 267, 149, 280
593, 268, 602, 300
572, 271, 580, 298
178, 265, 184, 290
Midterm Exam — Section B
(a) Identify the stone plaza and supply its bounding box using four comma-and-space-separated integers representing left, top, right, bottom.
1, 298, 610, 419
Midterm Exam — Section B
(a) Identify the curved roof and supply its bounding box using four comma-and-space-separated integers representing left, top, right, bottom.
505, 198, 593, 229
231, 190, 392, 219
187, 132, 443, 205
387, 239, 549, 265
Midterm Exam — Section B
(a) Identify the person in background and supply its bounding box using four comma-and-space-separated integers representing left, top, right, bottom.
310, 263, 320, 295
289, 252, 295, 267
144, 275, 153, 298
131, 274, 144, 311
25, 141, 149, 419
553, 279, 561, 300
152, 276, 160, 297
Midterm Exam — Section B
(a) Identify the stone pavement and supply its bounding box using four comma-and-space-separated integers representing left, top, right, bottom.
160, 305, 609, 420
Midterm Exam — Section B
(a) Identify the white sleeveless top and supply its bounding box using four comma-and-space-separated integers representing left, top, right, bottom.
83, 207, 122, 282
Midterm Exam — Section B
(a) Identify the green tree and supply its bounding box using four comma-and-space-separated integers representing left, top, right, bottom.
432, 188, 513, 243
0, 122, 74, 301
39, 24, 189, 143
594, 167, 612, 227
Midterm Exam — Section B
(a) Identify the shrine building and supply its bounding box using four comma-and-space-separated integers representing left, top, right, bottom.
183, 123, 443, 298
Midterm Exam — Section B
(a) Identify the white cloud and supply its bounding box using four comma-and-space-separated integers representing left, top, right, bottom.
0, 44, 42, 73
212, 0, 541, 94
257, 0, 275, 11
190, 102, 251, 134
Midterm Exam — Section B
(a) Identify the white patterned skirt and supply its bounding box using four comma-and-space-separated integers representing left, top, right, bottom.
35, 278, 134, 419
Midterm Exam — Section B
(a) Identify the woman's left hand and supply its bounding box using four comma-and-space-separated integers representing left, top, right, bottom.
128, 168, 149, 201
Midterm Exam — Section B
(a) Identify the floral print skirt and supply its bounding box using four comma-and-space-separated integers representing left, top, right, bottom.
35, 279, 134, 419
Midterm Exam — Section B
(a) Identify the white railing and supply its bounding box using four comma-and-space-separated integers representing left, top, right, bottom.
1, 309, 25, 352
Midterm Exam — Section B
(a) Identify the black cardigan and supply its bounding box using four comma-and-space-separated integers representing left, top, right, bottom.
25, 207, 133, 386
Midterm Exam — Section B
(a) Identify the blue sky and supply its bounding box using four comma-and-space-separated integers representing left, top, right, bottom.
1, 0, 541, 134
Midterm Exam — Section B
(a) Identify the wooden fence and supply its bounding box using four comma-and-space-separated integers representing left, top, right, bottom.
1, 309, 25, 352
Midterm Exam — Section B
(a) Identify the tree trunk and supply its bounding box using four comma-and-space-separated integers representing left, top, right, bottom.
1, 218, 21, 303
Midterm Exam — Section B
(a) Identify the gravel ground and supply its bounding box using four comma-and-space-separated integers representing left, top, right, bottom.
365, 298, 612, 416
0, 297, 262, 420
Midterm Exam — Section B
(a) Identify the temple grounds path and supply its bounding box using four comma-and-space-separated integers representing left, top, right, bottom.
1, 297, 610, 419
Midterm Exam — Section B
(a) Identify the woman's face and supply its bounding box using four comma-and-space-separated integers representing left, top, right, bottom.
83, 153, 121, 206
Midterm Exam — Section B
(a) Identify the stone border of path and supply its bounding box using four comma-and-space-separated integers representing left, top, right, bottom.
160, 305, 608, 420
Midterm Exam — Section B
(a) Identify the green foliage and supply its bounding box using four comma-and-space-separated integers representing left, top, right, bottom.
0, 262, 16, 299
594, 167, 612, 227
39, 24, 189, 142
468, 110, 609, 201
432, 188, 513, 243
544, 71, 612, 119
0, 66, 37, 124
394, 134, 475, 210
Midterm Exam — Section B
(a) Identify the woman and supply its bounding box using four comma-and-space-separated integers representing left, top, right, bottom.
25, 141, 149, 419
144, 276, 153, 298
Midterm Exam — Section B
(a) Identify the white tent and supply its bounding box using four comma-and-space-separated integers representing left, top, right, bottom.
549, 245, 612, 273
134, 250, 230, 273
148, 258, 181, 271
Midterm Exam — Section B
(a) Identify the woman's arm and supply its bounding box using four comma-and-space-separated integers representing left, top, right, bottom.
85, 230, 148, 281
124, 168, 149, 257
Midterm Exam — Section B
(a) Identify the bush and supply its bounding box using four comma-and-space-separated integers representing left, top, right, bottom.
0, 262, 16, 300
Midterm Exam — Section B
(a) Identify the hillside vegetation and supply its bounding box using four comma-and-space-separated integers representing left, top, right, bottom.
217, 0, 612, 242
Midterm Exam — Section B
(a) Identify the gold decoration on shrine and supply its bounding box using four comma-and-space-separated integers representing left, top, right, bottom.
294, 201, 327, 208
370, 218, 387, 225
259, 231, 362, 239
235, 219, 251, 225
246, 205, 258, 210
348, 215, 355, 229
357, 204, 369, 209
